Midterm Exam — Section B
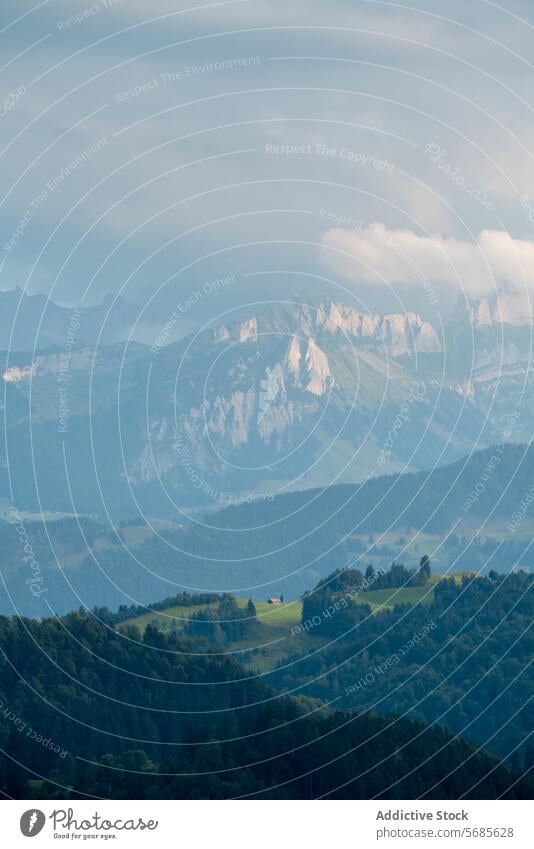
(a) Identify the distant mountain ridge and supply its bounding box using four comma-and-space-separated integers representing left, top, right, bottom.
212, 299, 442, 355
0, 287, 137, 350
0, 292, 532, 515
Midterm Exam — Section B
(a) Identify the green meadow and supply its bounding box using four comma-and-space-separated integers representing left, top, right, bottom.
120, 577, 470, 672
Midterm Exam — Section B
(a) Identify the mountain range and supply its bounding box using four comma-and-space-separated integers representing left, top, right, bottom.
0, 290, 532, 517
0, 287, 139, 350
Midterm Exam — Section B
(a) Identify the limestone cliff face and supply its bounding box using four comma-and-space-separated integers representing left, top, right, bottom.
303, 338, 333, 395
206, 389, 257, 446
2, 295, 533, 512
257, 364, 294, 440
450, 293, 533, 373
1, 300, 443, 493
2, 349, 96, 383
177, 334, 333, 456
214, 300, 441, 356
8, 297, 523, 502
469, 292, 533, 327
312, 301, 441, 355
238, 317, 258, 342
3, 363, 38, 383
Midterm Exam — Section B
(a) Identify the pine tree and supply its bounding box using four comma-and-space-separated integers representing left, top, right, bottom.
419, 555, 431, 582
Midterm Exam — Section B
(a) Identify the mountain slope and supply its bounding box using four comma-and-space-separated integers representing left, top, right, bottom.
0, 297, 505, 517
272, 569, 534, 766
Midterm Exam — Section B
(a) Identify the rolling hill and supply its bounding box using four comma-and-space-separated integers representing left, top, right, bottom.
2, 442, 534, 616
0, 607, 531, 800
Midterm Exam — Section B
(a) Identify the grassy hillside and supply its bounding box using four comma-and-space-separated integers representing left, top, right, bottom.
122, 597, 307, 673
120, 578, 467, 672
124, 597, 303, 633
121, 575, 466, 634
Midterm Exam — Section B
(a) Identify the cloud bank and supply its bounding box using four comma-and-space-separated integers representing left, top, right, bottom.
320, 223, 534, 299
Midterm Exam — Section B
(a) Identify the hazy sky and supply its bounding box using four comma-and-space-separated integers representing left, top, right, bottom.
2, 0, 534, 331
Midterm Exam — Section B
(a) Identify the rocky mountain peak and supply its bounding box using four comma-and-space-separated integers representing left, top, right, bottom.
458, 292, 533, 328
212, 299, 441, 356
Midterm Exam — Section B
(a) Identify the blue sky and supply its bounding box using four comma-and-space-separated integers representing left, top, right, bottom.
2, 0, 534, 332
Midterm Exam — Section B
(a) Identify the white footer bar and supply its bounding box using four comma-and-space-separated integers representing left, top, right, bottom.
4, 799, 531, 848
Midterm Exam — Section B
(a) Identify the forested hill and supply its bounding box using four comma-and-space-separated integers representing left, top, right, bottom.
124, 441, 534, 597
3, 443, 534, 615
0, 612, 531, 800
271, 570, 534, 768
207, 442, 534, 535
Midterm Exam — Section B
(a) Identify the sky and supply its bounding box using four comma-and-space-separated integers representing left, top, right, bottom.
2, 0, 534, 333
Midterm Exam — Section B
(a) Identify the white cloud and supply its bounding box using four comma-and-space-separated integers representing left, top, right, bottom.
320, 223, 534, 297
4, 0, 534, 306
